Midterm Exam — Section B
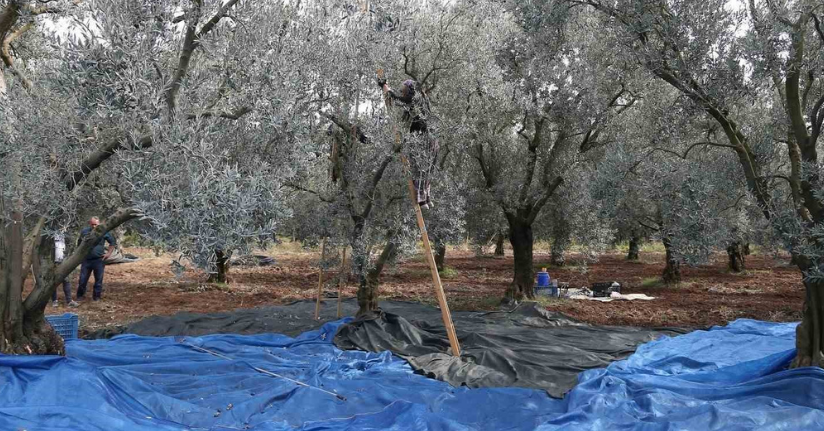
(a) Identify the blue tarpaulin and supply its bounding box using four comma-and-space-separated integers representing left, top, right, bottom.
0, 318, 823, 430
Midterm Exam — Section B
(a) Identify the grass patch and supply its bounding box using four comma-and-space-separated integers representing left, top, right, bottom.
640, 277, 664, 288
268, 237, 311, 254
439, 266, 460, 279
533, 296, 572, 307
640, 242, 666, 253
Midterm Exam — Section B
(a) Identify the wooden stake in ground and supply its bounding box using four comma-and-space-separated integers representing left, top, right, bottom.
314, 237, 327, 320
337, 247, 347, 319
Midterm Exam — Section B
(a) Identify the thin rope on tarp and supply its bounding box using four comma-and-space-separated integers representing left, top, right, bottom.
174, 337, 347, 401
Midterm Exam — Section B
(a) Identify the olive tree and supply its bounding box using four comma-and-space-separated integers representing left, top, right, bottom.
283, 1, 471, 314
592, 82, 755, 283
565, 0, 824, 365
450, 0, 637, 301
0, 0, 301, 354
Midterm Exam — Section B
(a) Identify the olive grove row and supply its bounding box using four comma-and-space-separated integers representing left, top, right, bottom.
1, 0, 822, 366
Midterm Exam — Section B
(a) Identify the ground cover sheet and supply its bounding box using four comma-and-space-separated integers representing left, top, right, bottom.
1, 318, 823, 429
91, 299, 679, 397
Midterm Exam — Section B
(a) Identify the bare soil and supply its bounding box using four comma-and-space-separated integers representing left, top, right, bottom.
41, 247, 804, 335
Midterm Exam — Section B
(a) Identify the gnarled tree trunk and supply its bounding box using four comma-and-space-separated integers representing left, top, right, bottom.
550, 246, 566, 267
434, 240, 446, 272
661, 236, 681, 284
727, 241, 746, 273
792, 261, 824, 368
207, 249, 230, 283
356, 237, 396, 316
550, 218, 570, 266
627, 237, 640, 261
494, 231, 505, 256
505, 215, 534, 302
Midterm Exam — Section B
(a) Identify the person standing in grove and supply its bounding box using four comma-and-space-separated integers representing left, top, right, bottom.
76, 217, 117, 301
51, 232, 79, 308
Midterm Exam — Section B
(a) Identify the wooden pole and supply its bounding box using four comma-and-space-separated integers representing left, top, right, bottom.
314, 237, 327, 320
337, 247, 347, 318
402, 157, 461, 356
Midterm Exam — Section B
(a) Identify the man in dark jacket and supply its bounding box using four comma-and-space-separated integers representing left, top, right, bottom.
76, 217, 117, 301
378, 78, 439, 209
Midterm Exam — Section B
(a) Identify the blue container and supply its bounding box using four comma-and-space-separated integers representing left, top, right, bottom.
536, 271, 550, 288
45, 313, 79, 341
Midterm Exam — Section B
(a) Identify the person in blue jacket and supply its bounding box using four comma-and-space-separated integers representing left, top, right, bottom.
76, 217, 117, 301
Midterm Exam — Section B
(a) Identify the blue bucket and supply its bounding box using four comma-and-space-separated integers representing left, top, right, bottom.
536, 271, 550, 288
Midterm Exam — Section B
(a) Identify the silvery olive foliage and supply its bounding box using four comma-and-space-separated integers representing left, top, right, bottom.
589, 84, 751, 268
563, 0, 823, 271
3, 0, 823, 330
555, 0, 824, 364
435, 0, 642, 297
2, 0, 309, 275
281, 0, 473, 284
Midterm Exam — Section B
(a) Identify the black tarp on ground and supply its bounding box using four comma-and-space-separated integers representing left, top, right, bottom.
87, 299, 357, 338
333, 301, 683, 398
88, 298, 684, 398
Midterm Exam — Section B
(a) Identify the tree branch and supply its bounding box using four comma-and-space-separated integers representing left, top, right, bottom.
20, 216, 46, 287
284, 181, 334, 203
65, 135, 153, 191
25, 0, 82, 15
681, 141, 738, 158
0, 21, 33, 89
473, 140, 496, 191
0, 2, 21, 38
637, 220, 660, 232
811, 92, 824, 144
197, 0, 242, 38
518, 116, 543, 206
812, 13, 824, 44
360, 152, 396, 220
401, 46, 419, 82
527, 175, 563, 224
163, 1, 203, 116
186, 106, 252, 120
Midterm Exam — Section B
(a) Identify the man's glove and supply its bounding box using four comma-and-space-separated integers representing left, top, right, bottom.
376, 77, 387, 88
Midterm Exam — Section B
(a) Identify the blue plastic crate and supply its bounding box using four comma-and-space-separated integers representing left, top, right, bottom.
45, 313, 79, 341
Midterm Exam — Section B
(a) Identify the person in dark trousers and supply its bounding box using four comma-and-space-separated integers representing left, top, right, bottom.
76, 217, 116, 301
52, 232, 79, 307
378, 77, 439, 209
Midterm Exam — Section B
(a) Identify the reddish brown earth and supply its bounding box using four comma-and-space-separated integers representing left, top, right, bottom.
40, 246, 804, 335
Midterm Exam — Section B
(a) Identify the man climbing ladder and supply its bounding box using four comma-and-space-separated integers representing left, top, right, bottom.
377, 71, 460, 356
377, 77, 439, 209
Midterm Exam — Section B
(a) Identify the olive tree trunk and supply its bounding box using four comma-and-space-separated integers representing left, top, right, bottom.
627, 237, 640, 261
550, 244, 566, 267
434, 240, 446, 272
207, 249, 230, 283
356, 235, 397, 316
727, 241, 746, 273
505, 215, 534, 302
550, 219, 570, 267
494, 231, 505, 256
792, 260, 824, 368
661, 236, 681, 284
